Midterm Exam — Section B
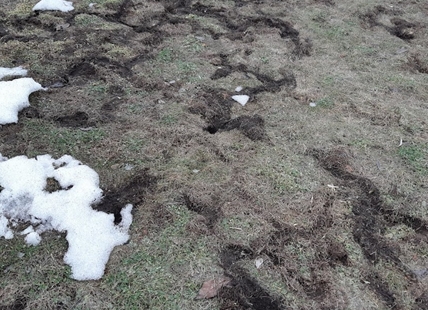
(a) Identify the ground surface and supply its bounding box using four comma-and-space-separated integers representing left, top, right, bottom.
0, 0, 427, 309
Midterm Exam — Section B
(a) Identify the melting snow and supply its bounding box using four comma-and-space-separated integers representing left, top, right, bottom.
0, 77, 45, 125
33, 0, 74, 12
0, 66, 27, 80
0, 154, 133, 280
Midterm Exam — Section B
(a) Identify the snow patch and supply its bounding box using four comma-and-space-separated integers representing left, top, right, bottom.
0, 67, 27, 80
25, 231, 41, 246
33, 0, 74, 12
232, 95, 250, 106
0, 154, 133, 280
0, 78, 45, 125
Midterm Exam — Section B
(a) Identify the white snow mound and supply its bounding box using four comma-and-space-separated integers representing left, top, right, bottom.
0, 77, 45, 125
33, 0, 74, 12
0, 67, 27, 80
0, 154, 133, 280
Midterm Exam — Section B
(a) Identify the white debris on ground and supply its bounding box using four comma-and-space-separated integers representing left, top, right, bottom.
232, 95, 250, 106
0, 70, 45, 125
0, 66, 27, 80
255, 257, 264, 269
0, 154, 133, 280
235, 86, 243, 92
32, 0, 74, 12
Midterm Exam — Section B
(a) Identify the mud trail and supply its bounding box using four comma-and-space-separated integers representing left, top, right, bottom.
310, 148, 428, 307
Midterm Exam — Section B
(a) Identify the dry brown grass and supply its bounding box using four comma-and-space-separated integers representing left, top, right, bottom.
1, 0, 427, 309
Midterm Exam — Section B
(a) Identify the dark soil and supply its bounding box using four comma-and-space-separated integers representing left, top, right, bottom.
93, 169, 157, 224
44, 177, 63, 193
54, 111, 93, 128
407, 53, 428, 74
210, 59, 297, 95
68, 61, 96, 78
183, 193, 223, 229
414, 293, 428, 310
0, 296, 27, 310
219, 244, 284, 310
359, 5, 419, 40
389, 18, 416, 40
18, 107, 40, 119
222, 115, 266, 141
190, 89, 268, 141
309, 147, 428, 306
